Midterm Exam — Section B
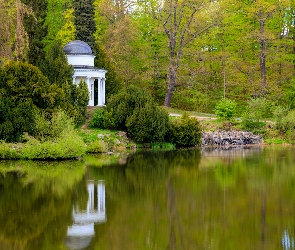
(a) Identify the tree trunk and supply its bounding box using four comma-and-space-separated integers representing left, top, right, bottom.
259, 10, 267, 88
164, 63, 177, 107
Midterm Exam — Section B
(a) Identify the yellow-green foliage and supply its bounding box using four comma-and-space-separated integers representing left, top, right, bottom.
86, 140, 108, 153
168, 113, 202, 147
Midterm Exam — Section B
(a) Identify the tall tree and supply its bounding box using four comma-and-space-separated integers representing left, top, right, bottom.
73, 0, 96, 50
22, 0, 48, 65
162, 0, 215, 107
0, 0, 34, 64
43, 0, 74, 50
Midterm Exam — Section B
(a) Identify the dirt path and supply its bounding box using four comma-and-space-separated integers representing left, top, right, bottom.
169, 113, 217, 120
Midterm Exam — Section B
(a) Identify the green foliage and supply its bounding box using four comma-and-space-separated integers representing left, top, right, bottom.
39, 43, 74, 90
0, 131, 86, 160
73, 0, 96, 50
240, 114, 266, 133
74, 80, 90, 125
214, 98, 237, 121
247, 97, 272, 121
126, 103, 169, 143
167, 113, 202, 147
170, 88, 207, 112
89, 107, 106, 128
22, 0, 48, 65
86, 140, 108, 153
56, 7, 76, 46
33, 110, 75, 141
21, 131, 85, 159
279, 110, 295, 133
0, 110, 86, 159
105, 85, 153, 130
273, 105, 289, 131
40, 44, 89, 126
94, 44, 123, 99
0, 61, 65, 142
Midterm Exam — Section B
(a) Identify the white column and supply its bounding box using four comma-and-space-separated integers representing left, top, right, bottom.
72, 76, 76, 84
102, 78, 106, 105
87, 76, 94, 106
97, 77, 102, 106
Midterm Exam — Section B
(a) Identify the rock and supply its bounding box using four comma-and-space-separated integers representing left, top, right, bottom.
202, 130, 262, 146
97, 134, 104, 139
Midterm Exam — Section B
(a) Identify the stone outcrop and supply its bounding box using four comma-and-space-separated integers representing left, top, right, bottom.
202, 130, 262, 146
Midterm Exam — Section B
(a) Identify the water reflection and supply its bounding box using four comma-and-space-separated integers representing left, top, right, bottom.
1, 147, 295, 249
65, 180, 106, 250
283, 230, 295, 250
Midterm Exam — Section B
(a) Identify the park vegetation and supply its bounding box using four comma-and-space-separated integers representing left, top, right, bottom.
2, 0, 295, 158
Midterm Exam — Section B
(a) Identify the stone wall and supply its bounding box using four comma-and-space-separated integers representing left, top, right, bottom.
202, 131, 262, 146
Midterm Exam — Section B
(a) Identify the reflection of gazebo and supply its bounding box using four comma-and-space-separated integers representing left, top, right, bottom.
65, 180, 106, 250
63, 40, 107, 106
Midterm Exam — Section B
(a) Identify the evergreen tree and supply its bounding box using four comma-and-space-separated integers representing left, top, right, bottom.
0, 61, 65, 142
73, 0, 96, 50
39, 43, 89, 125
22, 0, 48, 66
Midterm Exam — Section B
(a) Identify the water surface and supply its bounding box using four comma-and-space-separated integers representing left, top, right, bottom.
0, 147, 295, 250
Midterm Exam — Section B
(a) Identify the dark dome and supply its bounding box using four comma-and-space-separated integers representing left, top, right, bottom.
63, 40, 92, 55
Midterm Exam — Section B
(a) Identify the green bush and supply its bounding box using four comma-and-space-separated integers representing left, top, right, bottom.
126, 104, 169, 143
280, 110, 295, 132
86, 140, 108, 153
89, 107, 106, 128
105, 85, 152, 130
247, 97, 272, 121
34, 110, 75, 141
214, 98, 237, 121
0, 61, 65, 142
241, 108, 266, 132
273, 105, 289, 131
21, 131, 86, 159
167, 113, 202, 147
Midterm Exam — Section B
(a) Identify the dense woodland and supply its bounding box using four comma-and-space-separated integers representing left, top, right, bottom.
2, 0, 295, 112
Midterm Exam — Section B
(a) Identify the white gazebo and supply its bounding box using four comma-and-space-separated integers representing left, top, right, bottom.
63, 40, 107, 106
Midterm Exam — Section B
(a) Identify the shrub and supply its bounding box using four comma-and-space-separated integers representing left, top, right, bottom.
105, 85, 152, 130
73, 80, 89, 125
247, 97, 272, 122
241, 108, 266, 133
89, 107, 106, 128
214, 98, 237, 121
126, 104, 169, 143
167, 113, 202, 147
21, 131, 86, 159
86, 140, 108, 153
280, 110, 295, 133
0, 61, 65, 142
34, 110, 75, 141
273, 105, 289, 130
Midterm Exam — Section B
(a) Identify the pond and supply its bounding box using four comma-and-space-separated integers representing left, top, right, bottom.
0, 146, 295, 250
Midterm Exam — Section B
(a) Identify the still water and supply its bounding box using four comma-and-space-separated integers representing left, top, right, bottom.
1, 146, 295, 250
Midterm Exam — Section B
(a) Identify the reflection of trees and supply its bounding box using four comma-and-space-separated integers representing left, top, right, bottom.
88, 149, 202, 249
88, 147, 295, 250
0, 160, 86, 250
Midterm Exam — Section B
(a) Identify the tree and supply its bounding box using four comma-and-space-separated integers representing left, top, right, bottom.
0, 0, 34, 64
0, 61, 65, 141
162, 0, 215, 107
43, 0, 74, 51
22, 0, 47, 65
73, 0, 96, 50
39, 43, 89, 125
94, 43, 123, 100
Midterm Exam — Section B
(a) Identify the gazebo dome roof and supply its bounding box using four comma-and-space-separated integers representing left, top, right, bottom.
63, 40, 93, 55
